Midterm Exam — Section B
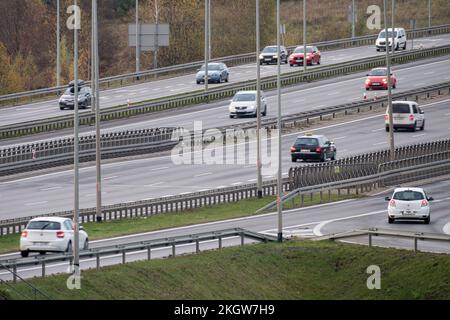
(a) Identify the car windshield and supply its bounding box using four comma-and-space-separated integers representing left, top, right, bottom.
294, 47, 313, 53
63, 87, 81, 95
262, 47, 277, 53
200, 64, 221, 71
379, 31, 398, 38
27, 221, 61, 230
393, 191, 424, 201
369, 69, 387, 76
233, 93, 256, 102
295, 138, 319, 146
392, 104, 411, 113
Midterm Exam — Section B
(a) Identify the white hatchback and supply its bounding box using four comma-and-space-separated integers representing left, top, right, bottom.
20, 217, 88, 257
385, 101, 425, 132
229, 90, 267, 118
385, 187, 433, 224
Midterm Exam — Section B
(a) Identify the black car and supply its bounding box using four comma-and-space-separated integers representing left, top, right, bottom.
259, 45, 288, 65
59, 80, 92, 110
290, 134, 336, 162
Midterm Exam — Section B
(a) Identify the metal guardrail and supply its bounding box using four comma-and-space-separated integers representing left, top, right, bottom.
2, 23, 449, 106
0, 228, 278, 282
315, 228, 450, 253
0, 127, 177, 176
257, 157, 450, 213
1, 43, 450, 140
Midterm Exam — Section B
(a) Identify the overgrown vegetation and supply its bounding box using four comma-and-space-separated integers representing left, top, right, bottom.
1, 0, 449, 95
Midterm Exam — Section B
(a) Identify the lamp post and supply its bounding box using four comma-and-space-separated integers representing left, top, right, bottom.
276, 0, 283, 242
384, 0, 395, 161
56, 0, 60, 88
204, 0, 209, 91
303, 0, 307, 73
256, 0, 262, 199
135, 0, 140, 78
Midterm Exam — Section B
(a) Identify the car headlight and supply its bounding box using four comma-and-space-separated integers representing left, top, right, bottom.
229, 105, 236, 112
248, 105, 255, 110
365, 79, 371, 84
259, 54, 264, 59
272, 55, 278, 58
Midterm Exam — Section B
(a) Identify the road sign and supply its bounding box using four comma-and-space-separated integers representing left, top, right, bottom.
128, 23, 169, 52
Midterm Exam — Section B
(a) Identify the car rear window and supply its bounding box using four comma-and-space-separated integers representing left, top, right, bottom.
392, 103, 411, 114
393, 191, 424, 201
27, 221, 61, 230
295, 138, 318, 146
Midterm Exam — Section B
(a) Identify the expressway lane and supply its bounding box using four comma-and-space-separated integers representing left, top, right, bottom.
1, 54, 450, 149
1, 180, 448, 281
1, 99, 449, 219
0, 33, 449, 129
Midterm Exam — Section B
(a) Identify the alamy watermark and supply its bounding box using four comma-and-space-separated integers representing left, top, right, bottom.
366, 265, 381, 290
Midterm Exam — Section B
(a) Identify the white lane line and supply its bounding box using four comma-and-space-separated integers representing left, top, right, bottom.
162, 195, 174, 197
150, 166, 169, 171
247, 179, 257, 182
445, 113, 450, 116
371, 187, 394, 196
371, 128, 385, 132
103, 175, 118, 180
373, 141, 387, 146
423, 72, 434, 75
231, 182, 243, 186
443, 222, 450, 235
333, 136, 347, 140
179, 192, 191, 195
197, 189, 210, 192
40, 186, 63, 191
412, 133, 426, 138
194, 172, 213, 178
313, 105, 326, 109
327, 91, 340, 96
145, 181, 164, 187
24, 201, 48, 206
216, 186, 227, 189
312, 210, 385, 236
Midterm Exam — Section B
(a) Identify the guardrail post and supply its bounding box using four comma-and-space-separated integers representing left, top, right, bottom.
218, 236, 222, 249
41, 260, 45, 278
13, 264, 17, 283
122, 250, 126, 264
368, 233, 372, 247
241, 232, 245, 246
147, 246, 151, 260
96, 253, 100, 269
172, 243, 176, 257
196, 239, 200, 253
414, 237, 418, 252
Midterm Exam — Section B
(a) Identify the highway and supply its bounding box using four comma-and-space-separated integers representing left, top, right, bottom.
0, 33, 449, 129
0, 98, 449, 219
0, 179, 448, 281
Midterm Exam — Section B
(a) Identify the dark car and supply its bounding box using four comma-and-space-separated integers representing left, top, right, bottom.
259, 45, 288, 65
196, 62, 229, 84
59, 80, 92, 110
290, 134, 336, 162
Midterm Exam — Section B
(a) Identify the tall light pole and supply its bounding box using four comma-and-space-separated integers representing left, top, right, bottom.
351, 0, 356, 39
256, 0, 262, 199
276, 0, 283, 242
428, 0, 432, 28
92, 0, 102, 223
56, 0, 60, 88
384, 0, 395, 161
208, 0, 212, 60
391, 0, 395, 55
154, 0, 159, 71
204, 0, 209, 91
73, 0, 80, 279
303, 0, 307, 73
135, 0, 140, 78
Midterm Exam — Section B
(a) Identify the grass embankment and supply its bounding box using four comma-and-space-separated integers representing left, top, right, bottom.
1, 240, 449, 300
0, 192, 359, 254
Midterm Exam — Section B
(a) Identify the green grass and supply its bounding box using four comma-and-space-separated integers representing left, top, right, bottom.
2, 240, 449, 300
0, 192, 358, 255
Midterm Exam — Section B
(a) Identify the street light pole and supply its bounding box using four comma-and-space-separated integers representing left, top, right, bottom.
256, 0, 262, 199
73, 0, 80, 279
204, 0, 209, 91
154, 0, 159, 71
391, 0, 395, 55
56, 0, 60, 88
428, 0, 432, 28
351, 0, 355, 39
384, 0, 395, 161
135, 0, 140, 78
303, 0, 307, 73
276, 0, 283, 243
92, 0, 102, 223
208, 0, 211, 60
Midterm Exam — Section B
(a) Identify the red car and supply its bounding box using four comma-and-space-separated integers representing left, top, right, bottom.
365, 68, 397, 90
289, 46, 321, 66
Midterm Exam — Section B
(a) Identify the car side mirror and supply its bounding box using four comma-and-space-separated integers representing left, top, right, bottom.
427, 197, 434, 201
366, 74, 369, 76
420, 110, 424, 114
385, 197, 391, 201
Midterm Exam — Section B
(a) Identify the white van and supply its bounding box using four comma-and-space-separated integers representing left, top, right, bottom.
385, 101, 425, 132
376, 28, 407, 51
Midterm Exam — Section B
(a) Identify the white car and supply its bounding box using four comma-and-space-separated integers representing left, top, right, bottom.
385, 101, 425, 132
229, 90, 267, 118
376, 28, 407, 51
20, 217, 88, 257
385, 187, 433, 224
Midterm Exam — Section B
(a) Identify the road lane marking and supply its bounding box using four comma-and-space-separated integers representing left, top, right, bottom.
145, 181, 164, 187
372, 128, 385, 132
443, 222, 450, 235
24, 201, 48, 206
103, 175, 118, 180
40, 186, 63, 191
373, 141, 387, 146
194, 172, 213, 177
412, 134, 426, 138
312, 210, 385, 236
150, 166, 169, 171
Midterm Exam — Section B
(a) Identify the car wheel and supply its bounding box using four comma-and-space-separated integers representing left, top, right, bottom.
317, 59, 321, 65
331, 152, 336, 161
20, 250, 29, 258
196, 81, 201, 84
411, 122, 417, 132
403, 42, 407, 50
385, 126, 390, 132
420, 120, 425, 131
395, 43, 399, 51
60, 107, 64, 110
39, 251, 46, 255
229, 115, 234, 119
83, 239, 89, 250
366, 87, 370, 91
290, 64, 294, 67
320, 153, 325, 162
291, 157, 297, 163
424, 216, 430, 224
262, 107, 267, 116
225, 75, 229, 83
66, 241, 72, 253
376, 48, 380, 52
388, 217, 395, 224
392, 81, 396, 89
